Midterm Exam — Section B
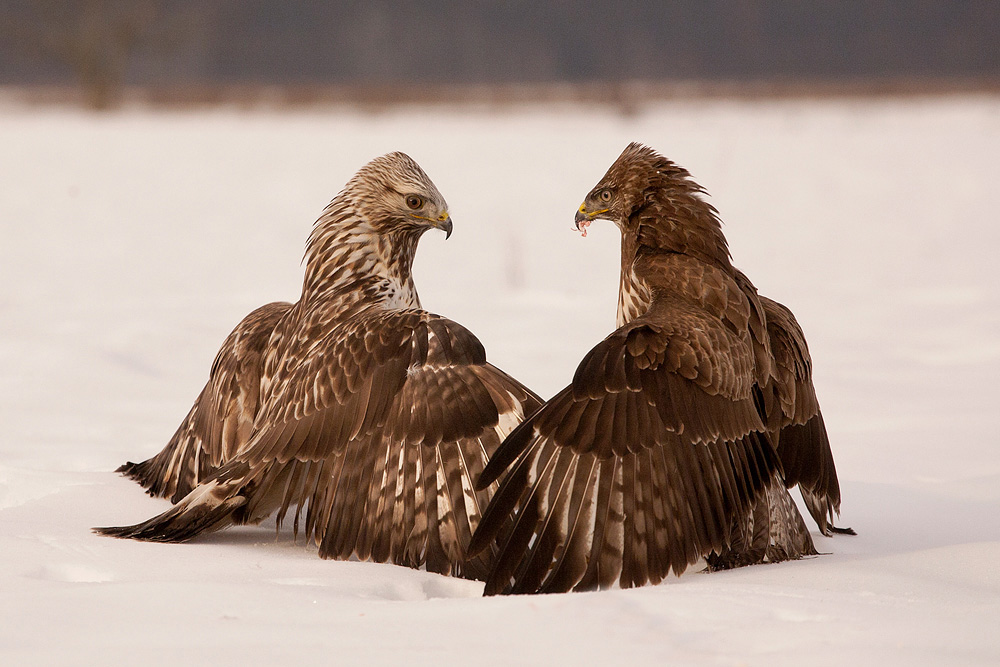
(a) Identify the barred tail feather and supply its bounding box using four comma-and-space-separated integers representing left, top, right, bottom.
707, 471, 818, 571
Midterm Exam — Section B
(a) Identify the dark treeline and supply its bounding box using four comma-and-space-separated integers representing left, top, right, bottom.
1, 0, 998, 106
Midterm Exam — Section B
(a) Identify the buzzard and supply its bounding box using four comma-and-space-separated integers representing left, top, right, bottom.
98, 152, 542, 580
469, 143, 848, 595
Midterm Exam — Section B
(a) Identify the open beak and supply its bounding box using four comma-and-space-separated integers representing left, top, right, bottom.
575, 203, 607, 237
575, 203, 610, 228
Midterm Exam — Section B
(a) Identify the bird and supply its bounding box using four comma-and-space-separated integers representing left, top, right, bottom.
97, 151, 542, 581
468, 142, 847, 595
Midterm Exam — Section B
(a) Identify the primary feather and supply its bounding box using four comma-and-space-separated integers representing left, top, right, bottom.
98, 152, 542, 580
117, 301, 290, 503
471, 143, 848, 595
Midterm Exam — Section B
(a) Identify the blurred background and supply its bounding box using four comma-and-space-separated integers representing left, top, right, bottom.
1, 0, 999, 109
2, 4, 1000, 662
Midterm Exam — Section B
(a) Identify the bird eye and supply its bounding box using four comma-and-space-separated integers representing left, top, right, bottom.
599, 189, 612, 203
405, 195, 423, 209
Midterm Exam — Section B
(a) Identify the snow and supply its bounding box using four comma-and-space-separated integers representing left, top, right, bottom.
1, 95, 999, 665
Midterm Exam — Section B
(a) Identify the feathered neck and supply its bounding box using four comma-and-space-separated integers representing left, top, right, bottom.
300, 197, 421, 310
632, 164, 733, 271
617, 231, 651, 327
616, 165, 735, 326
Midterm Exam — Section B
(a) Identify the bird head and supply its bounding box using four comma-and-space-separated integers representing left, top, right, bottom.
351, 151, 453, 239
576, 142, 732, 268
574, 142, 674, 236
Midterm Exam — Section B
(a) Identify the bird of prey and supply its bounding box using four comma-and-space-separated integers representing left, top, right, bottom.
98, 152, 542, 581
469, 143, 847, 595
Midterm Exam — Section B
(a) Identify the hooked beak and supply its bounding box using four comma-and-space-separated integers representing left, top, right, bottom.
434, 215, 453, 239
416, 212, 453, 239
575, 203, 609, 237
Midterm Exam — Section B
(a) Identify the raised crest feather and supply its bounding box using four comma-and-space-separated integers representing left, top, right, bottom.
471, 144, 850, 595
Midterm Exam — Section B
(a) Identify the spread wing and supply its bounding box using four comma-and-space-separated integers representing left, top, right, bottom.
244, 308, 543, 579
117, 302, 291, 502
758, 296, 848, 535
101, 308, 542, 581
468, 295, 784, 595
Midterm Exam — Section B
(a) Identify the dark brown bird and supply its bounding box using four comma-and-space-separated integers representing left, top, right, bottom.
469, 143, 848, 595
98, 152, 542, 581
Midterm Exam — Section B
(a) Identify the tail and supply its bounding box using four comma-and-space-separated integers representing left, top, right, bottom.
96, 464, 252, 543
707, 472, 819, 571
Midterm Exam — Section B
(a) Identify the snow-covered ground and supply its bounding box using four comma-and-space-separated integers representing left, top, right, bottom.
1, 95, 998, 665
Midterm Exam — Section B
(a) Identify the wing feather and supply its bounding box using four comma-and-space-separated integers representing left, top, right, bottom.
225, 310, 542, 579
476, 439, 559, 594
758, 295, 849, 535
472, 293, 799, 594
103, 285, 542, 579
539, 453, 598, 593
117, 302, 290, 502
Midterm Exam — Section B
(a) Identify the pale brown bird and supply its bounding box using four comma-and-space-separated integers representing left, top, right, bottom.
470, 143, 848, 595
99, 152, 542, 580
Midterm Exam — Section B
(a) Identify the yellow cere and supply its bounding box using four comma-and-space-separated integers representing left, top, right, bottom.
412, 212, 450, 223
579, 203, 609, 218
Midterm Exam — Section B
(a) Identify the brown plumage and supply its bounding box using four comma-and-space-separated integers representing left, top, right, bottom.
97, 152, 542, 580
755, 293, 853, 536
469, 143, 847, 595
117, 301, 291, 503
